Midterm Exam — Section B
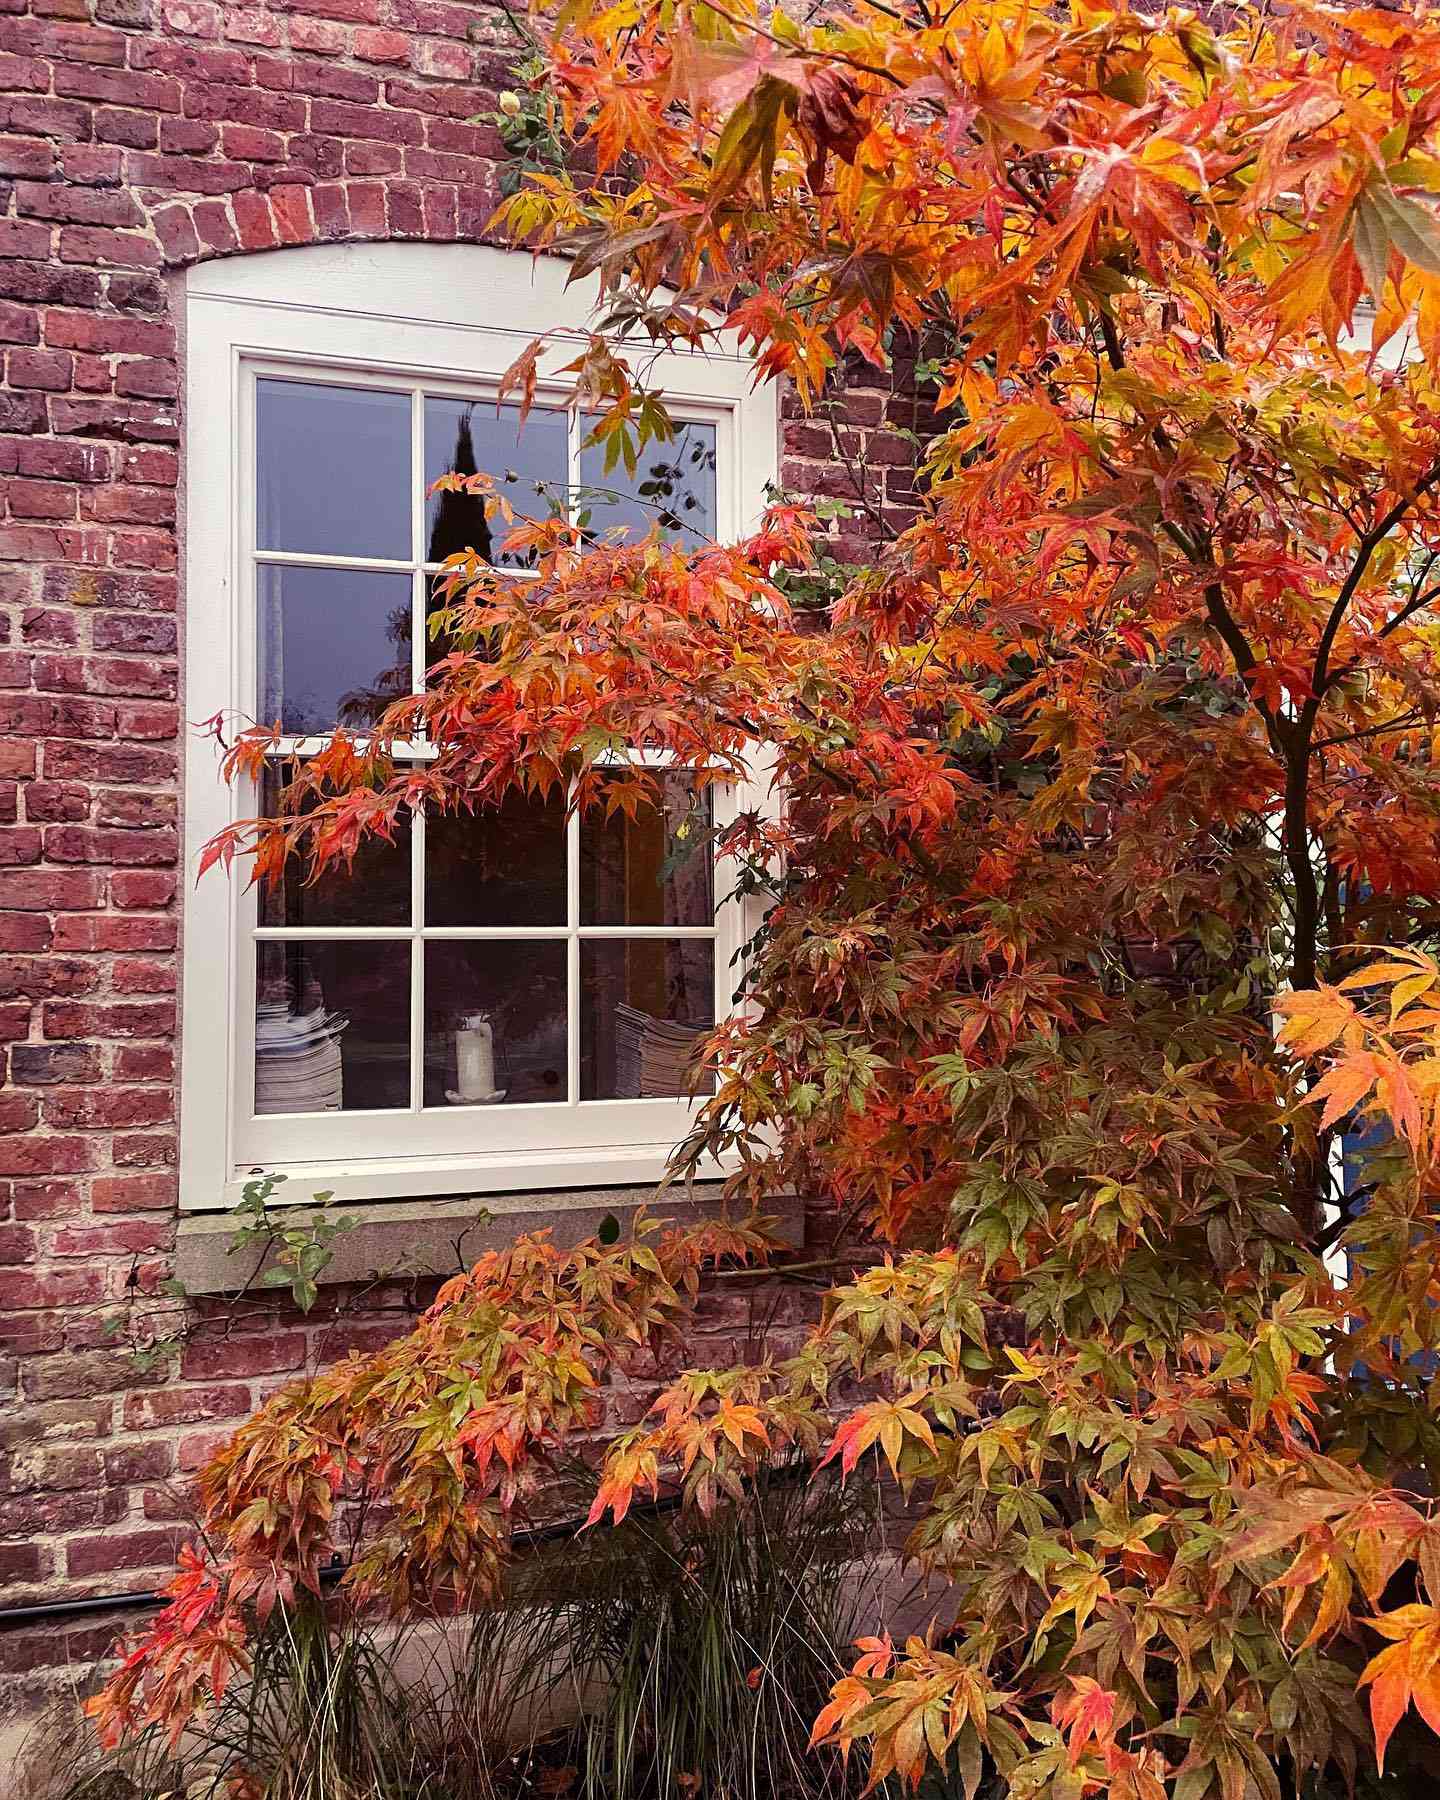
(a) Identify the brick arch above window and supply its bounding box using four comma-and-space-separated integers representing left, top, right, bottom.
149, 176, 496, 269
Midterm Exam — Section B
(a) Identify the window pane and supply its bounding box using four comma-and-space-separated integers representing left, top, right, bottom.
580, 773, 713, 926
256, 379, 410, 560
581, 940, 714, 1099
258, 565, 412, 734
257, 765, 411, 928
425, 789, 567, 926
425, 398, 568, 571
255, 940, 410, 1113
577, 417, 717, 549
424, 941, 567, 1106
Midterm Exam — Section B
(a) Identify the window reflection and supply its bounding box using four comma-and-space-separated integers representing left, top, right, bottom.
257, 765, 412, 928
257, 566, 412, 734
257, 379, 410, 561
426, 789, 567, 926
577, 418, 717, 549
424, 398, 568, 571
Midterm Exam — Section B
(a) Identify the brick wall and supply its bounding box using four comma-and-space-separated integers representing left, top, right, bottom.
0, 0, 925, 1721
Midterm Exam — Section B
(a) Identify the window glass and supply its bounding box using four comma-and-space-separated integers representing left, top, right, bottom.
257, 765, 412, 929
235, 349, 729, 1173
581, 940, 715, 1099
257, 566, 411, 734
257, 379, 410, 560
426, 789, 567, 926
580, 773, 714, 926
424, 398, 568, 570
255, 940, 411, 1114
423, 940, 568, 1107
577, 417, 717, 548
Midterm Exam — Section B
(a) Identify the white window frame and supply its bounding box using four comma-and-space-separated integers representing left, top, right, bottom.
180, 243, 779, 1212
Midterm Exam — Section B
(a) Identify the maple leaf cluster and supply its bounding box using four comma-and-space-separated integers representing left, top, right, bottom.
99, 2, 1440, 1794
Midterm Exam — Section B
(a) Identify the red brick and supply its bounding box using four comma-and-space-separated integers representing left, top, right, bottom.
101, 1440, 175, 1483
1, 1444, 104, 1494
0, 1219, 37, 1262
15, 182, 143, 228
13, 435, 112, 477
0, 1136, 99, 1178
96, 106, 159, 148
0, 136, 56, 180
58, 227, 163, 270
0, 953, 96, 996
112, 870, 175, 908
290, 16, 346, 51
9, 478, 77, 519
92, 1171, 176, 1211
161, 0, 219, 33
11, 1179, 82, 1219
55, 915, 174, 951
111, 956, 176, 991
0, 299, 39, 341
159, 115, 217, 153
52, 1214, 174, 1252
41, 999, 175, 1038
0, 826, 40, 865
66, 1526, 185, 1577
114, 1043, 173, 1081
231, 187, 277, 251
0, 869, 105, 909
1, 98, 91, 143
191, 197, 238, 253
0, 914, 50, 951
113, 1129, 176, 1166
9, 1041, 101, 1084
0, 1265, 104, 1308
177, 1426, 236, 1470
270, 183, 315, 244
61, 144, 125, 186
354, 26, 410, 63
224, 5, 280, 44
45, 826, 178, 866
24, 782, 90, 822
6, 348, 72, 390
124, 1383, 250, 1430
23, 1347, 160, 1400
131, 38, 250, 80
152, 202, 199, 264
181, 1331, 306, 1380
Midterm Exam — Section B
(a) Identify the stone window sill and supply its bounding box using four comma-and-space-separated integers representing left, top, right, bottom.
174, 1186, 803, 1297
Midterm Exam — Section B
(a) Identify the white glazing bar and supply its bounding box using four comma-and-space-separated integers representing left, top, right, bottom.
410, 382, 426, 695
253, 548, 416, 573
408, 382, 429, 1115
252, 924, 716, 941
567, 800, 580, 1107
410, 816, 427, 1116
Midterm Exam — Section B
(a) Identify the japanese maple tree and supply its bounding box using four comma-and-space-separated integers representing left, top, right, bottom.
93, 2, 1440, 1794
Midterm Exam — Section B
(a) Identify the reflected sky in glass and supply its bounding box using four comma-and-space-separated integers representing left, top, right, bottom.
257, 379, 410, 561
258, 565, 411, 734
577, 418, 716, 550
424, 398, 569, 571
